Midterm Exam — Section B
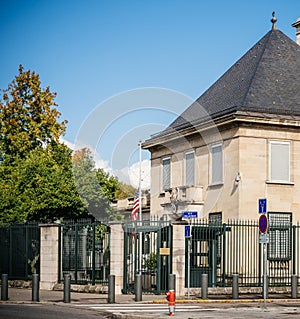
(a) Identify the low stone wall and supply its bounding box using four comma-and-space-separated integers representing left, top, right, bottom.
53, 283, 108, 294
186, 286, 291, 297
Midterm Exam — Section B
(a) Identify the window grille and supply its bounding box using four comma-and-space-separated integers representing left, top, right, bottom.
268, 212, 292, 261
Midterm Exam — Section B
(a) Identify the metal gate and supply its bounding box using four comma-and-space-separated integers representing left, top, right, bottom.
58, 220, 110, 285
185, 224, 223, 288
122, 217, 172, 294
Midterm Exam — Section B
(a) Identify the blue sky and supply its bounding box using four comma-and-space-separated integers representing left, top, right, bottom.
1, 0, 300, 186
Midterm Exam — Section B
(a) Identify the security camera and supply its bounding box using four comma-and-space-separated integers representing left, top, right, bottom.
235, 172, 241, 183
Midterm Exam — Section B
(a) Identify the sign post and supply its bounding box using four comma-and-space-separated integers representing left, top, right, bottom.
182, 211, 198, 300
258, 199, 268, 308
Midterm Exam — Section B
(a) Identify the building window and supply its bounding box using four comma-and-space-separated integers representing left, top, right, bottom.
185, 151, 195, 186
211, 144, 223, 184
209, 212, 222, 225
268, 212, 292, 261
269, 141, 290, 182
162, 157, 171, 190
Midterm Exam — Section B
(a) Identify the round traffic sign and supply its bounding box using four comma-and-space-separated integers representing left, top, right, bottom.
259, 214, 268, 233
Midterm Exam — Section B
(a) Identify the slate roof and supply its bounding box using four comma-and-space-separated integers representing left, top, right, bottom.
169, 28, 300, 131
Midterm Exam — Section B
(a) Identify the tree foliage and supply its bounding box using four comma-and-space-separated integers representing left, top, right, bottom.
0, 65, 67, 159
72, 148, 113, 220
0, 143, 85, 223
0, 66, 136, 224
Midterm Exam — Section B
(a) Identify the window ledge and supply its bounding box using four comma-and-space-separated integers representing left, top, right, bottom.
208, 182, 224, 188
266, 180, 295, 186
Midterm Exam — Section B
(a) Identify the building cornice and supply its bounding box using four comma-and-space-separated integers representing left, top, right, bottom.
143, 111, 300, 150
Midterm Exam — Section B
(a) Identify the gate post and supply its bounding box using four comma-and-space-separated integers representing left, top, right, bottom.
109, 222, 124, 295
39, 224, 59, 290
171, 222, 186, 296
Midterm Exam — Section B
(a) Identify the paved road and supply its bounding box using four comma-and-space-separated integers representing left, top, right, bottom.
74, 302, 300, 318
2, 288, 300, 319
0, 303, 111, 319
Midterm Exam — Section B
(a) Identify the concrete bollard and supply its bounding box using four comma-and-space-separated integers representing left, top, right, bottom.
291, 274, 298, 299
1, 274, 8, 301
232, 274, 239, 299
31, 274, 40, 302
64, 274, 71, 303
168, 274, 176, 291
201, 274, 208, 299
135, 274, 142, 302
108, 274, 115, 303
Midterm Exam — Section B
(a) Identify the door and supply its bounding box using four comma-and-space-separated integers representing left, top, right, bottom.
186, 226, 221, 287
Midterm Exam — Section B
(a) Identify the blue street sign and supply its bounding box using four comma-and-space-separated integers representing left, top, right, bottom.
258, 198, 267, 214
185, 225, 191, 237
182, 211, 198, 218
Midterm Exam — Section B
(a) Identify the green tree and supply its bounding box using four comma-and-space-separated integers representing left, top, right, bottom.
0, 143, 86, 223
115, 181, 136, 199
72, 148, 112, 220
96, 168, 136, 201
0, 65, 67, 159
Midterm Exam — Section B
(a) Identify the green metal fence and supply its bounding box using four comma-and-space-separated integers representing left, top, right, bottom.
185, 216, 298, 288
58, 219, 110, 285
122, 217, 172, 294
0, 222, 40, 280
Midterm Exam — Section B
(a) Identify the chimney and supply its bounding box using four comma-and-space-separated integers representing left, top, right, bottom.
292, 18, 300, 45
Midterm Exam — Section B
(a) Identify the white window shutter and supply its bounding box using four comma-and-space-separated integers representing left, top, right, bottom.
162, 158, 171, 190
211, 144, 222, 184
185, 152, 195, 186
270, 142, 290, 182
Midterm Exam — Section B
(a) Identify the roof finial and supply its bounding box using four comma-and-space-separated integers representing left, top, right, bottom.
271, 11, 277, 30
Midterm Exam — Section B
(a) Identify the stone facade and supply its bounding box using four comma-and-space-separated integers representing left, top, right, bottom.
143, 21, 300, 223
39, 224, 59, 290
145, 118, 300, 222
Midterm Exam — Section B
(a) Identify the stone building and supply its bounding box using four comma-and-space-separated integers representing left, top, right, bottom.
143, 16, 300, 224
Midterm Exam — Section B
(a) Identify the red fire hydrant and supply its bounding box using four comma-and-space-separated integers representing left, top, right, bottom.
166, 289, 175, 316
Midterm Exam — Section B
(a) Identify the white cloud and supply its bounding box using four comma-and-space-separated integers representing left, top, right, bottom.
114, 160, 151, 190
60, 137, 75, 150
60, 137, 150, 189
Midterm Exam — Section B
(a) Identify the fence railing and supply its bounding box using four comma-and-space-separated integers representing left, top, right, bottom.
186, 218, 299, 288
58, 219, 110, 285
0, 222, 40, 280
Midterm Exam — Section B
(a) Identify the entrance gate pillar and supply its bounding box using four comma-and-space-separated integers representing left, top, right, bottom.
40, 224, 59, 290
109, 222, 124, 295
171, 222, 187, 296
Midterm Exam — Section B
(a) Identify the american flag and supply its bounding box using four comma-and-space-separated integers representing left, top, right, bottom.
130, 188, 140, 221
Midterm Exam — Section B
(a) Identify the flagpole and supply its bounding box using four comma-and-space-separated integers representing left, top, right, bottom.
138, 140, 142, 275
139, 140, 142, 222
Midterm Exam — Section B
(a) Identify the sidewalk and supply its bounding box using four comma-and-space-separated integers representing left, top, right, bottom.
0, 287, 164, 304
2, 288, 300, 319
2, 287, 300, 304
